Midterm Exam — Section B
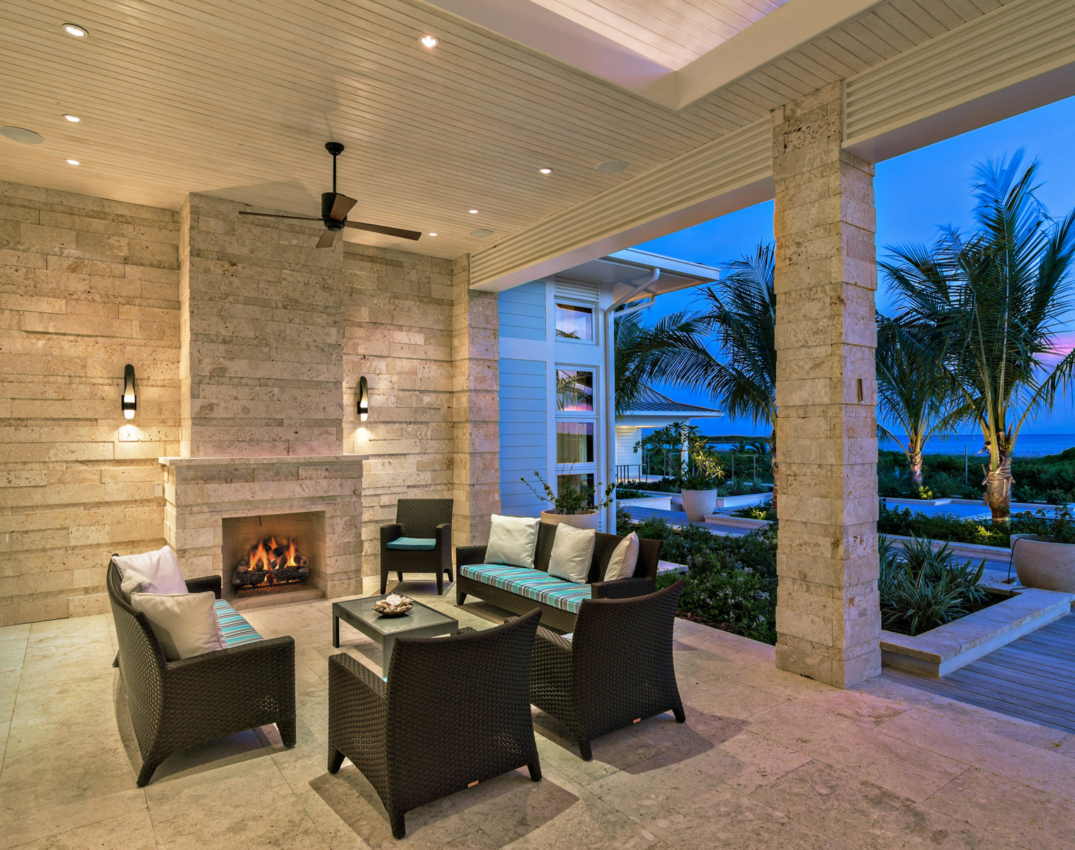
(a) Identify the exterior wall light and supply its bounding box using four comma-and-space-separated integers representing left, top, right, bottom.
122, 364, 137, 419
358, 376, 369, 421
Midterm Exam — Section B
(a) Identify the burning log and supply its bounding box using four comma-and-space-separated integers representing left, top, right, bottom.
231, 536, 310, 591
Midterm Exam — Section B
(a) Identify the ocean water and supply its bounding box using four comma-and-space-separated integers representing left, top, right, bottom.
878, 434, 1075, 458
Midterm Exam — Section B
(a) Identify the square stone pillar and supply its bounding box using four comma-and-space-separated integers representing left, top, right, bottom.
451, 255, 501, 546
772, 82, 881, 688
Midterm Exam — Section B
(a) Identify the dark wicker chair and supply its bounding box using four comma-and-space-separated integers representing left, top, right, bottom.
328, 609, 542, 839
455, 523, 662, 631
106, 560, 296, 786
380, 498, 454, 594
529, 579, 685, 761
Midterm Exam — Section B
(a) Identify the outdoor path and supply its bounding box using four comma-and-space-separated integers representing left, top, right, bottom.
884, 613, 1075, 733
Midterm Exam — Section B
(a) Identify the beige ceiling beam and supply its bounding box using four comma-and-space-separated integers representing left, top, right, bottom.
469, 119, 773, 291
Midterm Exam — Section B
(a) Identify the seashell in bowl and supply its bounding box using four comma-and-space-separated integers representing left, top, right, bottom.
373, 595, 414, 617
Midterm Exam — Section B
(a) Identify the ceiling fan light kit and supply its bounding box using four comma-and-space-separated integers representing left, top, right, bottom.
238, 142, 422, 247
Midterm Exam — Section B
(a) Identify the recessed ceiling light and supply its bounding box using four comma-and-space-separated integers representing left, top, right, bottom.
468, 209, 478, 214
469, 229, 493, 238
0, 126, 44, 144
63, 114, 81, 123
539, 168, 553, 175
420, 35, 438, 48
428, 232, 437, 236
596, 160, 629, 174
66, 159, 80, 166
63, 23, 88, 38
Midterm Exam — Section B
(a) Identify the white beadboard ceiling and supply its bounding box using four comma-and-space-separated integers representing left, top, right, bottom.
0, 0, 1014, 260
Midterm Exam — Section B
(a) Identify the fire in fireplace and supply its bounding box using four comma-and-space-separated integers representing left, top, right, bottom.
231, 536, 310, 592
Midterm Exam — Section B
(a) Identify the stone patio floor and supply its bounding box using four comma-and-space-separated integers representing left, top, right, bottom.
5, 587, 1075, 849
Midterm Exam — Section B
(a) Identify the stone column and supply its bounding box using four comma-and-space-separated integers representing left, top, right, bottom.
772, 82, 881, 688
451, 255, 501, 546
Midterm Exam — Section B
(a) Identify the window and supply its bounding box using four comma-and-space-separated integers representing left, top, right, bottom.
557, 473, 595, 504
555, 302, 593, 340
556, 369, 594, 412
557, 422, 594, 464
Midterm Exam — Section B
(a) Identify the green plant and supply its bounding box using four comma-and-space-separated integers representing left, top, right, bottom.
883, 154, 1075, 520
634, 423, 725, 490
878, 535, 989, 636
520, 469, 616, 516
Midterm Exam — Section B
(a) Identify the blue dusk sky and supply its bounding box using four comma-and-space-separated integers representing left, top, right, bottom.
634, 94, 1075, 438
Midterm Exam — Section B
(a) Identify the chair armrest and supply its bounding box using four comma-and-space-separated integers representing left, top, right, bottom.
531, 625, 574, 694
329, 652, 387, 703
380, 524, 403, 548
590, 577, 656, 600
435, 522, 452, 550
185, 574, 222, 599
456, 544, 488, 568
164, 636, 296, 707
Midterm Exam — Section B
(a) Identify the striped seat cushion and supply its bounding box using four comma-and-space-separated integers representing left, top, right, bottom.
214, 600, 263, 648
460, 564, 592, 614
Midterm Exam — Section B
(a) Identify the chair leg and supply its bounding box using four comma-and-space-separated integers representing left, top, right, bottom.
278, 717, 297, 747
380, 566, 388, 596
389, 809, 406, 840
446, 565, 454, 582
528, 759, 542, 782
328, 746, 345, 774
396, 571, 403, 583
436, 572, 443, 595
112, 652, 119, 668
136, 758, 161, 787
578, 739, 593, 761
673, 704, 686, 723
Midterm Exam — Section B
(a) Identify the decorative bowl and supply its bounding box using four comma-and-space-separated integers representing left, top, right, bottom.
373, 594, 413, 617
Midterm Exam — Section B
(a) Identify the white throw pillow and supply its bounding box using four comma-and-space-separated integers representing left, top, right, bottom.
120, 573, 144, 603
486, 514, 541, 568
129, 591, 223, 661
548, 524, 596, 584
113, 545, 187, 595
603, 532, 639, 581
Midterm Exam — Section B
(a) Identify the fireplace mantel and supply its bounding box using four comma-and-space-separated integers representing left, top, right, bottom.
159, 454, 364, 599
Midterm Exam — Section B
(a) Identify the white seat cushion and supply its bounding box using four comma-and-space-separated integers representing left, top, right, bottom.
129, 591, 224, 661
113, 545, 187, 595
548, 524, 596, 584
485, 514, 541, 568
603, 532, 639, 581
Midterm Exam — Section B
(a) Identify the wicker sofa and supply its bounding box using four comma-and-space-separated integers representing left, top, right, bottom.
455, 523, 662, 631
106, 560, 296, 786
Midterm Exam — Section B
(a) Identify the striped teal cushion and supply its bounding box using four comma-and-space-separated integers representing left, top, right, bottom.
386, 537, 437, 551
214, 600, 263, 648
460, 565, 591, 613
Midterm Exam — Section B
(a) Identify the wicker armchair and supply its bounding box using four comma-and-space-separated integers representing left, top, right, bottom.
380, 498, 453, 594
529, 579, 685, 761
106, 560, 296, 786
328, 609, 542, 839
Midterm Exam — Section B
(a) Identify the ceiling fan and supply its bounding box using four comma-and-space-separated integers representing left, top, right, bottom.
238, 142, 422, 248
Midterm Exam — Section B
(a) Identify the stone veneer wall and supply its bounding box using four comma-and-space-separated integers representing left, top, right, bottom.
0, 186, 499, 624
0, 182, 181, 626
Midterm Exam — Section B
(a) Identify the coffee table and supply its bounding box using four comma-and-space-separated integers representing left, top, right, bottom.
331, 595, 458, 672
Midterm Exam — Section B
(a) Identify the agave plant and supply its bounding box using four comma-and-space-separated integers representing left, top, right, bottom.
878, 535, 987, 636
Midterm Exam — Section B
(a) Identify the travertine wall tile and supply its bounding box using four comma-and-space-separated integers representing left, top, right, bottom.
772, 82, 881, 689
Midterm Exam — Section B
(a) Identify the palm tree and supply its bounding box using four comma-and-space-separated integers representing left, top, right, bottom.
626, 242, 779, 511
613, 311, 649, 414
882, 154, 1075, 520
875, 314, 960, 489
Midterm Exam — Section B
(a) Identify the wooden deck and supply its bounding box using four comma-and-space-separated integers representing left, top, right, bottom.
884, 613, 1075, 733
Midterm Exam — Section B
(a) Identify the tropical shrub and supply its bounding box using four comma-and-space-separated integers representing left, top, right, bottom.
878, 535, 989, 636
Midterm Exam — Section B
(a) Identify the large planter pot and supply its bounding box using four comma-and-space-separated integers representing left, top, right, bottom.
540, 510, 601, 530
680, 490, 717, 522
1011, 535, 1075, 593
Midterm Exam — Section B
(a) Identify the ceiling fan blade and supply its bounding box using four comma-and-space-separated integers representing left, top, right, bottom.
238, 212, 322, 221
316, 230, 336, 249
343, 221, 422, 241
328, 194, 357, 221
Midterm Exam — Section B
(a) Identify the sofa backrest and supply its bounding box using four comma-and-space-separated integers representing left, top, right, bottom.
531, 522, 661, 583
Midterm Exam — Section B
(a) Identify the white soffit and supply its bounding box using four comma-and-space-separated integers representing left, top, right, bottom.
844, 0, 1075, 162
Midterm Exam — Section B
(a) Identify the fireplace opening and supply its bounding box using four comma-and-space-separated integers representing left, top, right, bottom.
221, 511, 325, 601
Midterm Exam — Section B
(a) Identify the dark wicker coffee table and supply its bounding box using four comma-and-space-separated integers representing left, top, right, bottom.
331, 595, 458, 672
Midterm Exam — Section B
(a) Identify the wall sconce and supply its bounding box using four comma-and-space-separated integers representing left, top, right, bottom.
357, 376, 369, 421
122, 364, 137, 419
